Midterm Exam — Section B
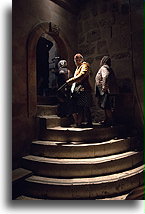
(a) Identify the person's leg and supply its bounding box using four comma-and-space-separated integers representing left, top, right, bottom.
77, 106, 84, 126
105, 109, 113, 123
84, 107, 92, 126
104, 109, 108, 122
98, 95, 108, 124
105, 95, 116, 124
99, 109, 109, 125
77, 111, 83, 126
72, 108, 84, 127
103, 95, 113, 124
99, 109, 112, 126
72, 113, 78, 126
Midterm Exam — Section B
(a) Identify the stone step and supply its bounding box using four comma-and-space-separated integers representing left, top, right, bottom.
31, 137, 136, 158
37, 95, 58, 105
38, 115, 71, 128
12, 168, 33, 184
39, 124, 129, 142
99, 193, 128, 200
37, 105, 57, 116
17, 194, 128, 200
23, 165, 144, 199
125, 185, 144, 200
22, 151, 143, 178
12, 168, 33, 199
16, 195, 42, 200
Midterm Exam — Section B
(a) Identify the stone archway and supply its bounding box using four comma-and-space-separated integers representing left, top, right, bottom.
27, 22, 71, 117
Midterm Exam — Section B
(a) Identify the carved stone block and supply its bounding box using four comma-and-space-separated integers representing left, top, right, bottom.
49, 22, 60, 35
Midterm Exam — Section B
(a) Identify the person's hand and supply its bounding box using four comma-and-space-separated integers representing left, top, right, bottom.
102, 87, 107, 92
66, 79, 72, 85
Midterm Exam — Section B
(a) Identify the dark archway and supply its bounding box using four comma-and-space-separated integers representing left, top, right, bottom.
36, 37, 53, 96
27, 22, 71, 117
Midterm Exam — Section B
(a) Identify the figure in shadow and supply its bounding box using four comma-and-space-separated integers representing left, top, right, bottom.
57, 60, 72, 118
95, 56, 119, 126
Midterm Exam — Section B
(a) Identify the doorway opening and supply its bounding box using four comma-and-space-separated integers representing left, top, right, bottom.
36, 34, 61, 98
27, 22, 70, 116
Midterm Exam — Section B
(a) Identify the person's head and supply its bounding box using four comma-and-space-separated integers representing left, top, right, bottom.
100, 56, 111, 67
58, 60, 67, 68
74, 53, 84, 66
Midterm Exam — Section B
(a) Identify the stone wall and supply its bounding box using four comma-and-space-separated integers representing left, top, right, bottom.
130, 0, 143, 131
12, 0, 143, 168
12, 0, 78, 168
77, 0, 143, 125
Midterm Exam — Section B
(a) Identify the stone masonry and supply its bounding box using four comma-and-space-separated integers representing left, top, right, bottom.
77, 0, 143, 124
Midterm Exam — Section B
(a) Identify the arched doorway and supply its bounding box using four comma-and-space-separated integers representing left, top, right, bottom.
36, 34, 61, 97
27, 22, 70, 117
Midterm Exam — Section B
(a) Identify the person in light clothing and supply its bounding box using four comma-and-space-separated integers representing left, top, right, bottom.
95, 56, 118, 126
57, 60, 71, 87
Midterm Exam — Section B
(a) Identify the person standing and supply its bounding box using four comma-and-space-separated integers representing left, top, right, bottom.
57, 60, 71, 88
66, 53, 92, 128
95, 56, 118, 126
57, 60, 71, 117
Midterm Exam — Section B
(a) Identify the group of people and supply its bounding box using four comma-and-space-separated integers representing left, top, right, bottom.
57, 53, 118, 128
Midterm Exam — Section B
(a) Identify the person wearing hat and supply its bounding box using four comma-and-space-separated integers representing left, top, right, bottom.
95, 56, 119, 126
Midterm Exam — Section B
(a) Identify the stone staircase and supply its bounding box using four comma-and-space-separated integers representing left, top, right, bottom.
15, 103, 144, 200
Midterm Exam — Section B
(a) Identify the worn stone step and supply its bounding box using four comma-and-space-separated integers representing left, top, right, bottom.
12, 168, 33, 184
39, 124, 129, 142
22, 151, 143, 178
31, 137, 136, 158
37, 105, 57, 116
17, 194, 128, 200
38, 115, 71, 128
99, 193, 128, 200
12, 168, 33, 199
16, 195, 42, 200
23, 165, 144, 199
37, 95, 58, 105
125, 185, 144, 200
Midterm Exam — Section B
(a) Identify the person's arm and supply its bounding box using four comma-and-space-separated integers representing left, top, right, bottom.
67, 69, 71, 79
101, 67, 110, 92
95, 70, 102, 86
66, 63, 89, 85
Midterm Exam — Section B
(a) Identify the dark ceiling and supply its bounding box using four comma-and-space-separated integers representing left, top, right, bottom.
50, 0, 89, 14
